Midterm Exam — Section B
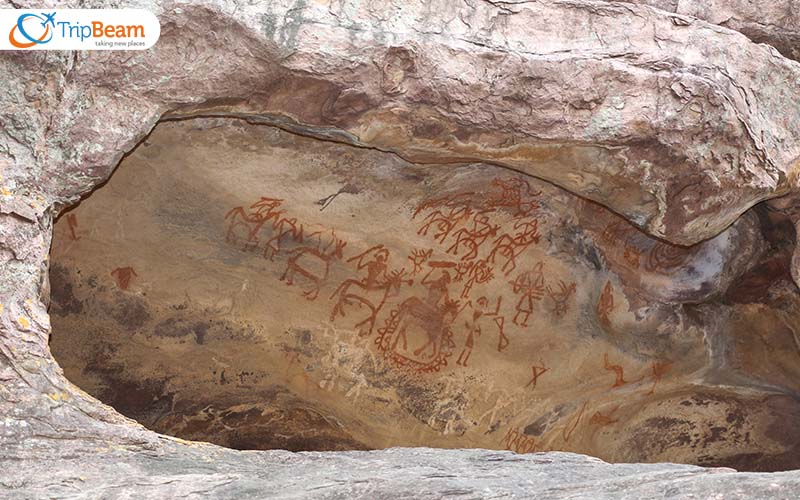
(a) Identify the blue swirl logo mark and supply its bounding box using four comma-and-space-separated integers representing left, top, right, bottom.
9, 12, 56, 49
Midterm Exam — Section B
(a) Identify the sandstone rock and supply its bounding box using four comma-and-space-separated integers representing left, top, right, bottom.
48, 117, 799, 470
4, 0, 800, 245
5, 446, 800, 500
628, 1, 800, 61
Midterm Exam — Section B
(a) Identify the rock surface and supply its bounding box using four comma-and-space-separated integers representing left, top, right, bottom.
627, 1, 800, 61
2, 0, 800, 498
47, 117, 800, 471
5, 445, 800, 500
3, 0, 800, 244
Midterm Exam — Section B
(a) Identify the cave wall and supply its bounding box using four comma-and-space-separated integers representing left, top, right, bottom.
48, 117, 800, 470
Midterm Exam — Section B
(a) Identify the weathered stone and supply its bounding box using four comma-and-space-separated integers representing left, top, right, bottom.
5, 446, 800, 500
627, 1, 800, 61
4, 0, 800, 244
47, 118, 797, 470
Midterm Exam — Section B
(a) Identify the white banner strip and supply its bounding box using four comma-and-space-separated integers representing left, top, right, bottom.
0, 9, 160, 50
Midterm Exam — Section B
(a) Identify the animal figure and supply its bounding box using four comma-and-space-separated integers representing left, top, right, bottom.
489, 218, 540, 275
589, 406, 620, 427
486, 178, 541, 217
376, 269, 459, 372
331, 258, 412, 337
264, 217, 309, 261
390, 297, 460, 360
224, 197, 285, 251
281, 233, 347, 300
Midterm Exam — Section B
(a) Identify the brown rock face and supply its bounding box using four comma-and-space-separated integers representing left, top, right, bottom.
3, 1, 800, 495
47, 117, 800, 470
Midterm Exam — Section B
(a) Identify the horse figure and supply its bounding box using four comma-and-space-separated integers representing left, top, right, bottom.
281, 233, 347, 300
224, 197, 284, 252
488, 218, 540, 275
390, 297, 460, 361
447, 213, 500, 261
330, 268, 412, 337
263, 217, 308, 261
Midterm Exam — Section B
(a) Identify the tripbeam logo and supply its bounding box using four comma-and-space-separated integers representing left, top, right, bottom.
9, 12, 55, 48
2, 9, 159, 50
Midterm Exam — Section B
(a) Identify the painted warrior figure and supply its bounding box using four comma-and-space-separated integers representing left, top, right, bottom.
510, 263, 545, 327
457, 296, 505, 366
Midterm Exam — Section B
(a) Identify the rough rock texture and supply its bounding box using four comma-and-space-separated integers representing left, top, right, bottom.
4, 0, 800, 245
47, 117, 800, 471
627, 1, 800, 61
6, 446, 800, 500
2, 0, 800, 497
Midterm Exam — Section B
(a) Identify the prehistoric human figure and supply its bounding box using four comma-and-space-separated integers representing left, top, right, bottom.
110, 266, 137, 290
281, 232, 347, 300
603, 353, 627, 388
330, 245, 412, 336
546, 280, 577, 317
66, 213, 80, 241
647, 360, 673, 395
459, 259, 494, 299
596, 280, 615, 327
510, 263, 545, 327
407, 248, 433, 275
456, 296, 505, 367
526, 363, 549, 389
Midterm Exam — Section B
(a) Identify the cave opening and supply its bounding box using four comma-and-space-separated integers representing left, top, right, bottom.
47, 116, 800, 470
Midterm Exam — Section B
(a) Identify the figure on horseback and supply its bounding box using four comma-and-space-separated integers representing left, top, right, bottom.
330, 245, 412, 337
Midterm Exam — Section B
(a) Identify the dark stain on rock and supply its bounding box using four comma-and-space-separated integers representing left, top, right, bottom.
81, 345, 173, 428
627, 416, 694, 456
48, 263, 83, 316
154, 316, 208, 344
155, 316, 258, 344
194, 323, 209, 344
98, 377, 173, 424
524, 403, 569, 436
154, 317, 196, 339
395, 378, 467, 434
110, 294, 151, 331
396, 379, 438, 423
724, 254, 792, 304
159, 389, 371, 452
